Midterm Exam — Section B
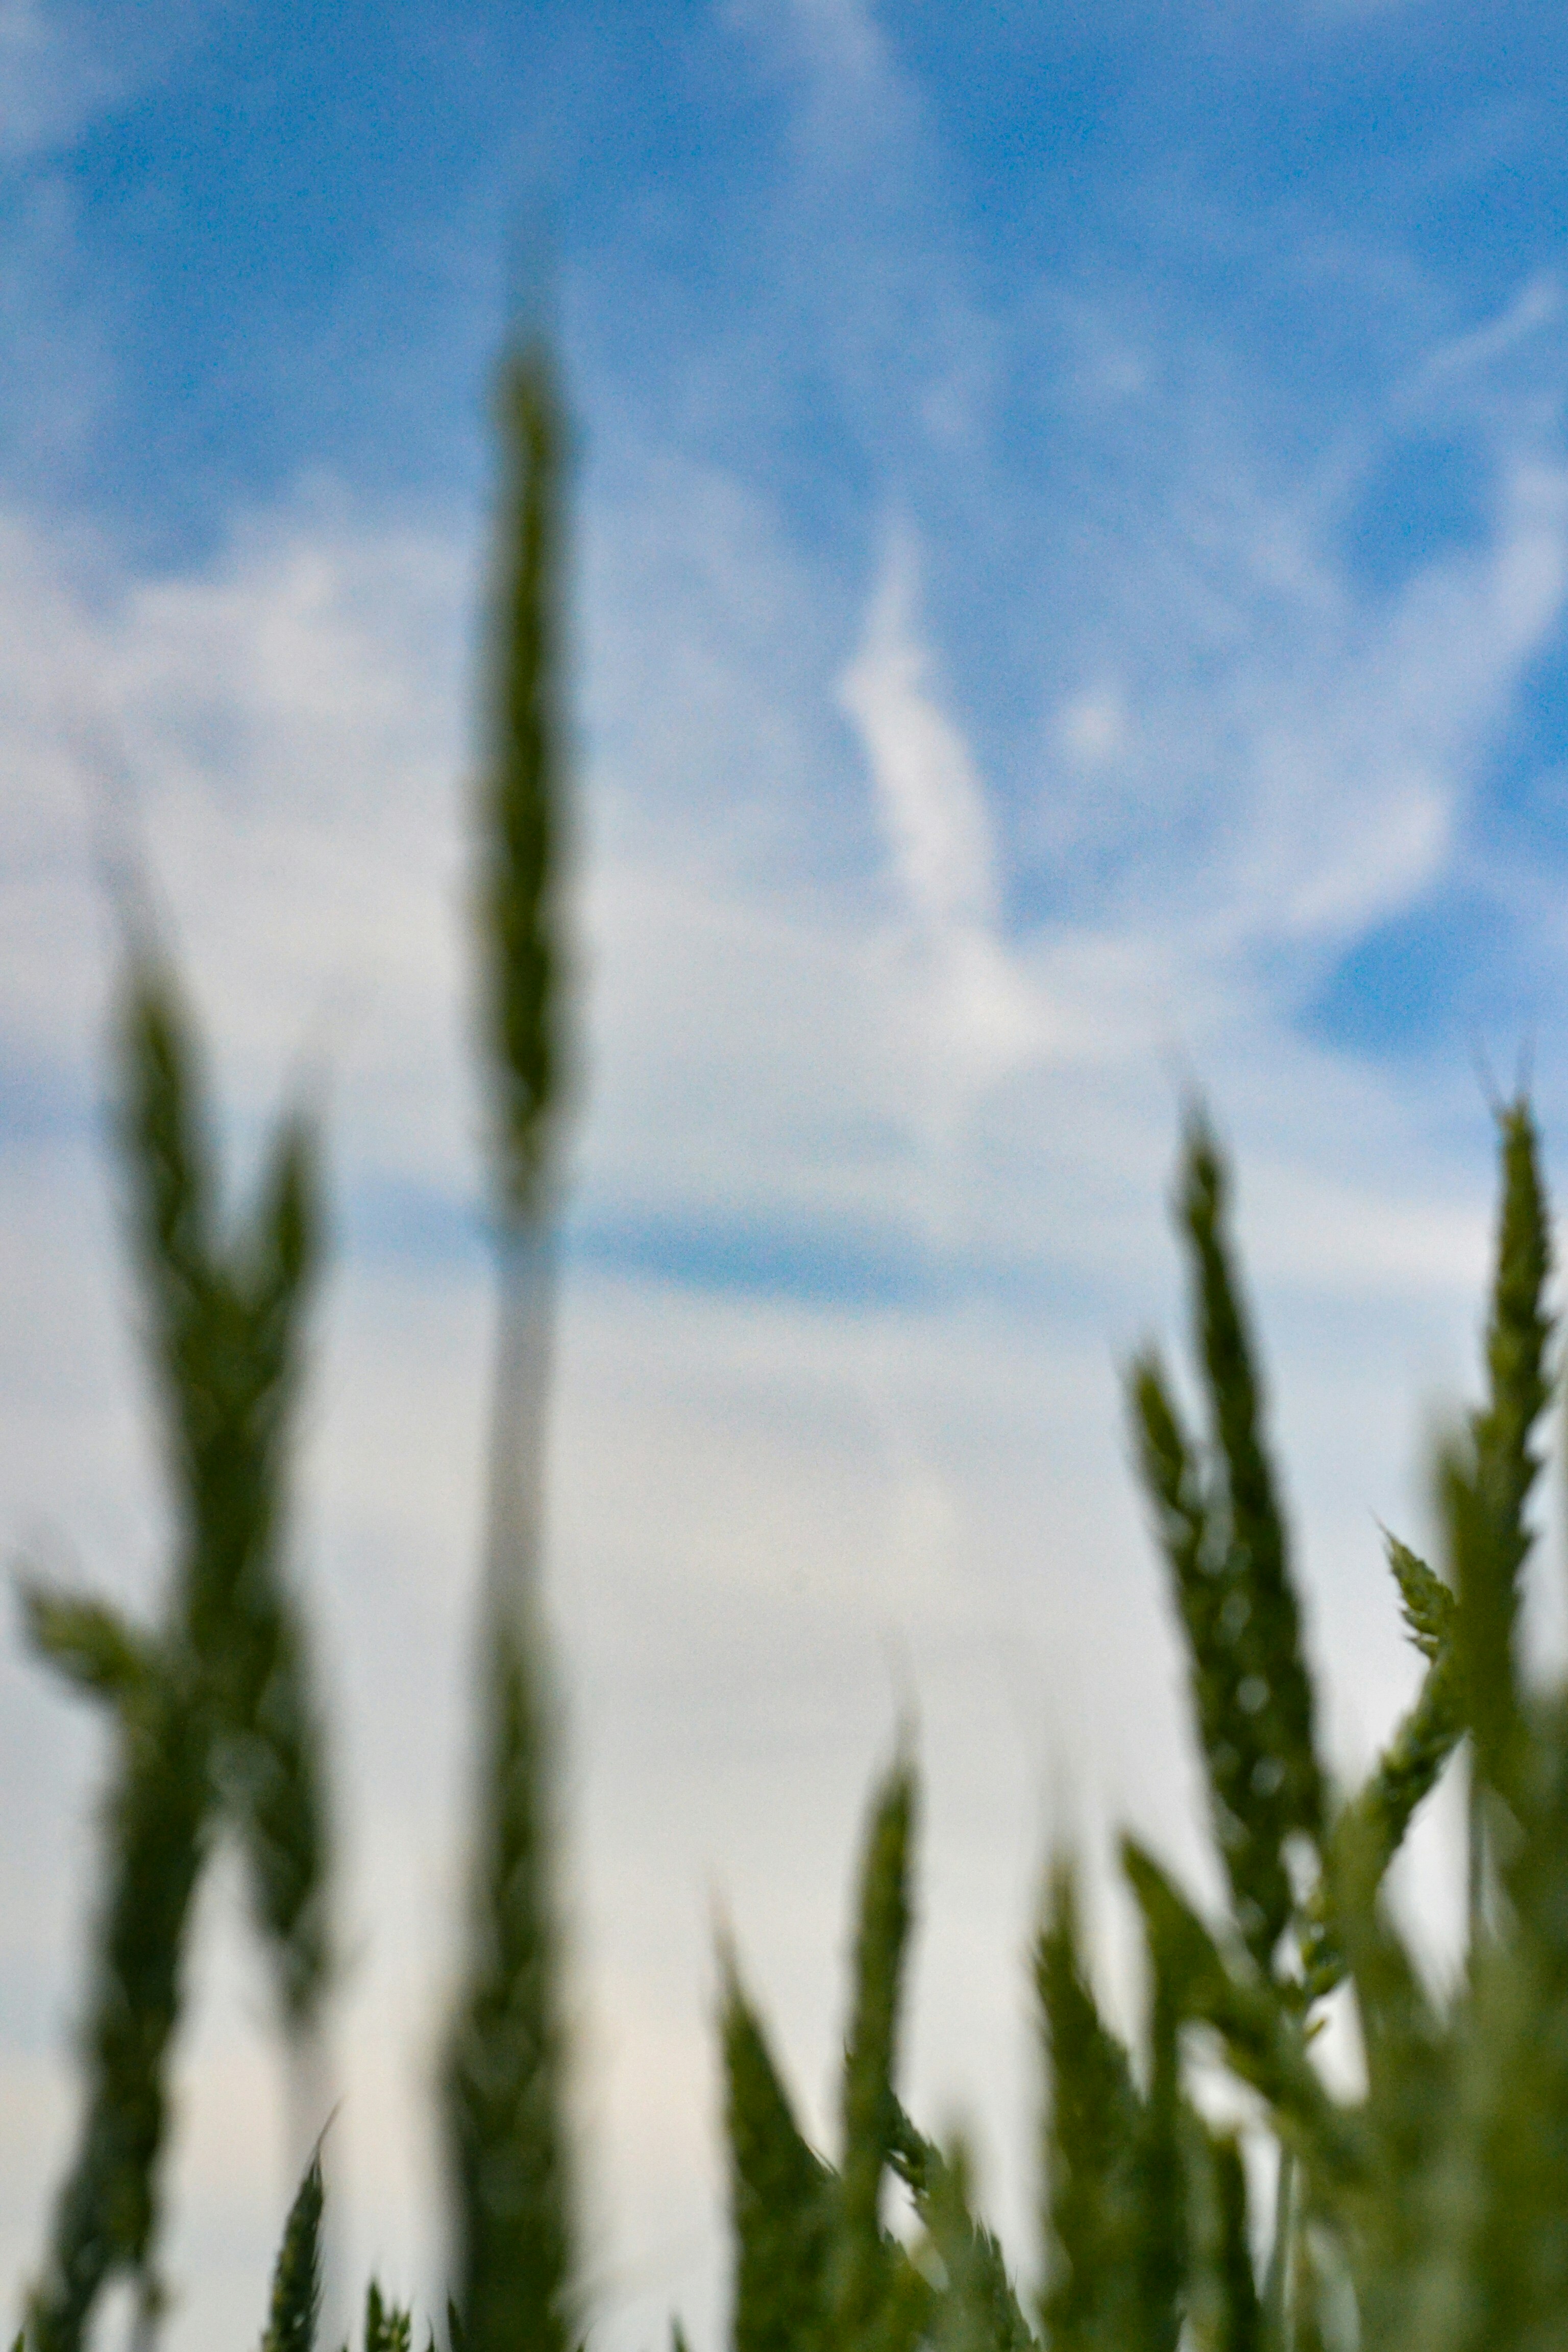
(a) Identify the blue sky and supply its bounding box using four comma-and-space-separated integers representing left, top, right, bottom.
13, 0, 1568, 1095
6, 3, 1568, 2347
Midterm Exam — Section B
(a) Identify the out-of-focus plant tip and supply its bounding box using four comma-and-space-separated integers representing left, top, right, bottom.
14, 332, 1568, 2352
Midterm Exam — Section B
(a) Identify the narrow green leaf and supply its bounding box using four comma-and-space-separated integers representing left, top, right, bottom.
1135, 1931, 1183, 2352
27, 1659, 209, 2352
261, 2152, 324, 2352
831, 1760, 917, 2351
1185, 2126, 1261, 2352
1036, 1858, 1146, 2352
887, 2106, 1037, 2352
117, 954, 215, 1381
221, 1591, 332, 2030
213, 1132, 330, 2032
241, 1115, 318, 1339
1288, 2212, 1333, 2352
1119, 1841, 1360, 2189
18, 1586, 156, 1711
722, 1959, 831, 2352
1395, 1696, 1568, 2350
1300, 1545, 1462, 2002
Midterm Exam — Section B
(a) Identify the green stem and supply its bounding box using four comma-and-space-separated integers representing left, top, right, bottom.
1467, 1746, 1486, 1954
1263, 2144, 1294, 2352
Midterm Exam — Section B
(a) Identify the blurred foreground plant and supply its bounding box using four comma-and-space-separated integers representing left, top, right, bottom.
23, 957, 331, 2352
442, 339, 576, 2352
713, 1100, 1552, 2352
19, 322, 1568, 2352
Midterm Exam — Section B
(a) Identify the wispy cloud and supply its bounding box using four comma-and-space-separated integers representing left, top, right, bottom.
839, 526, 1046, 1095
0, 0, 207, 159
1413, 271, 1562, 393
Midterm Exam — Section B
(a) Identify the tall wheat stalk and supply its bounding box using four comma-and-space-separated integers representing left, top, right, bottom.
441, 339, 576, 2352
23, 958, 331, 2352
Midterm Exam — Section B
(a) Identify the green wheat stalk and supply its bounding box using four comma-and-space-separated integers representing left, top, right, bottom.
24, 955, 330, 2352
443, 338, 575, 2352
1130, 1113, 1323, 1979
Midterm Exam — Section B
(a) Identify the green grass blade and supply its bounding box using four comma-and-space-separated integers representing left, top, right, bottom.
1036, 1858, 1146, 2352
1119, 1841, 1360, 2190
212, 1116, 331, 2030
1301, 1653, 1462, 2004
1185, 2126, 1261, 2352
18, 1587, 156, 1710
1410, 1697, 1568, 2349
27, 1659, 208, 2352
223, 1590, 333, 2029
721, 1960, 832, 2352
237, 1113, 320, 1427
888, 2106, 1038, 2352
117, 955, 215, 1380
1134, 1934, 1183, 2352
830, 1760, 916, 2349
1319, 1810, 1447, 2350
1300, 1539, 1462, 2001
183, 1115, 318, 1697
261, 2152, 324, 2352
118, 969, 312, 1726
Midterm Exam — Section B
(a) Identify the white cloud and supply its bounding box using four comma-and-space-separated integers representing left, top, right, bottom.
0, 0, 208, 158
1414, 271, 1561, 392
0, 494, 477, 1206
1009, 352, 1568, 997
0, 0, 114, 156
841, 529, 999, 937
838, 529, 1047, 1098
1056, 685, 1131, 769
720, 0, 890, 91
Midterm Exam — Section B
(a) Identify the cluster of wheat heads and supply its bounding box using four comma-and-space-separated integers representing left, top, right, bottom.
16, 333, 1568, 2352
712, 1100, 1556, 2352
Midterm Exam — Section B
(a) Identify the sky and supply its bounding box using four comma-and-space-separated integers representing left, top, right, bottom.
6, 0, 1568, 2344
